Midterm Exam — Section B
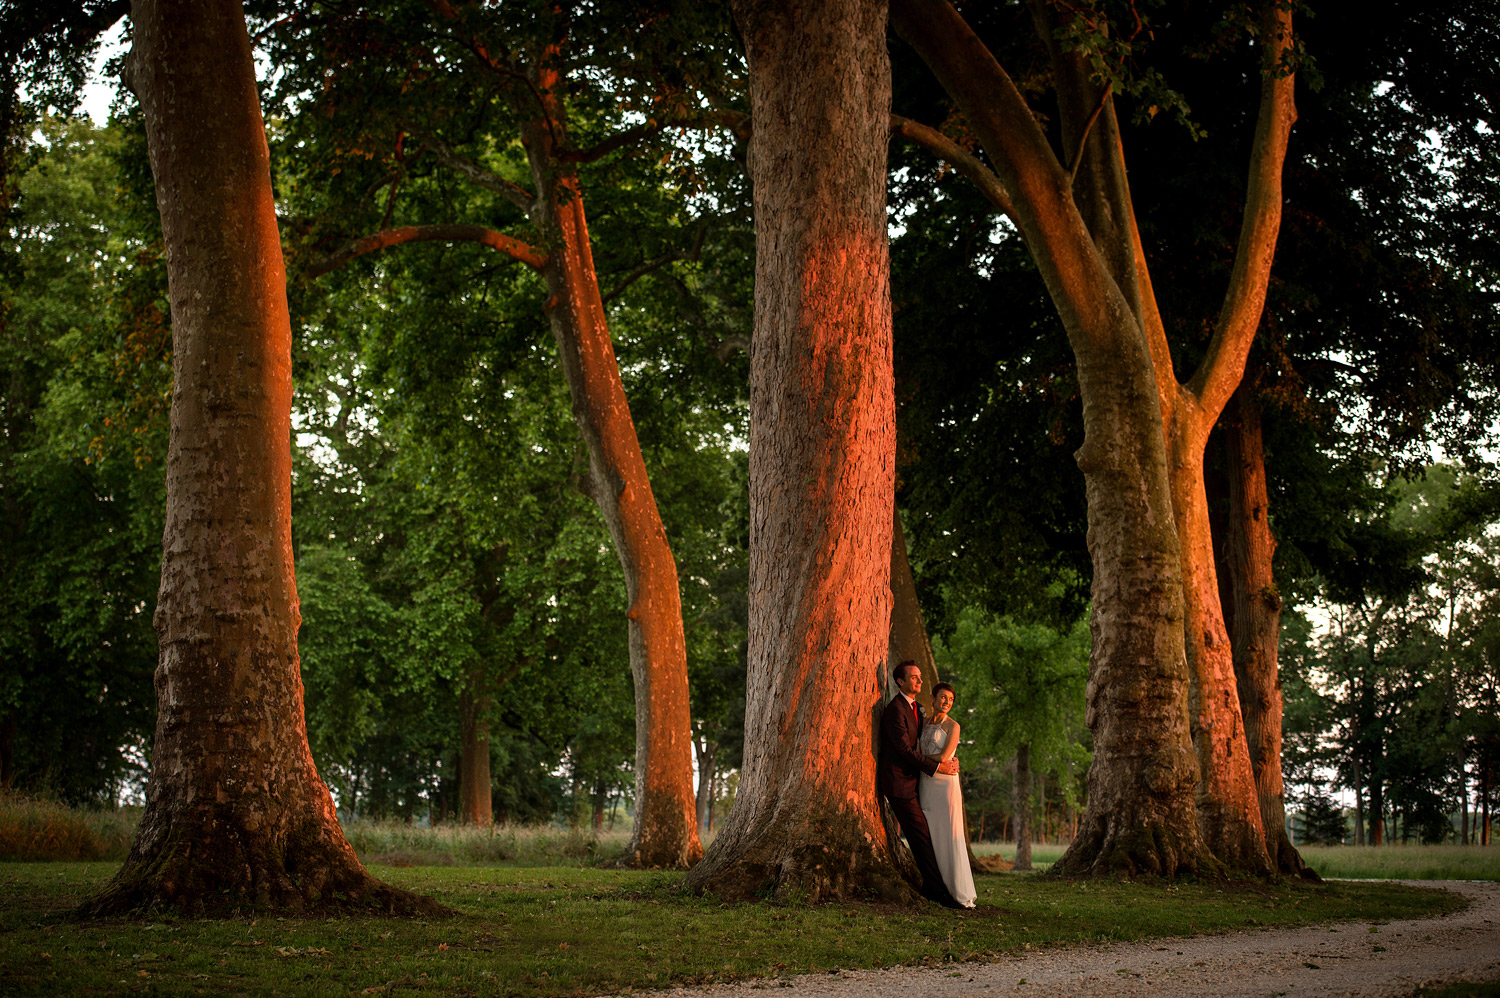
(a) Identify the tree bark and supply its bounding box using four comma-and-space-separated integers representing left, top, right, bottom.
79, 0, 441, 917
519, 65, 702, 871
1013, 743, 1033, 871
1221, 385, 1314, 877
686, 0, 909, 902
458, 676, 492, 827
892, 0, 1211, 878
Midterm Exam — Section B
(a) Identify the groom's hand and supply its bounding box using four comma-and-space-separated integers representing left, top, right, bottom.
937, 758, 959, 775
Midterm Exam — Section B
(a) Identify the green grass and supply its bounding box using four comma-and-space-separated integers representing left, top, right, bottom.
0, 862, 1466, 997
1298, 845, 1500, 882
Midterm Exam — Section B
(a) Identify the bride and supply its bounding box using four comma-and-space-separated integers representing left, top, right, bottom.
919, 683, 978, 908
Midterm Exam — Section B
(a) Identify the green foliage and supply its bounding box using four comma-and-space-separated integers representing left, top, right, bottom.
0, 114, 164, 804
933, 607, 1091, 816
1280, 464, 1500, 845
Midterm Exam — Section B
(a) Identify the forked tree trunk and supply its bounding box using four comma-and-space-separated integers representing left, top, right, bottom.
893, 0, 1211, 878
891, 0, 1295, 877
458, 677, 492, 826
80, 0, 441, 917
887, 509, 938, 709
1220, 385, 1313, 877
686, 0, 909, 902
521, 68, 701, 871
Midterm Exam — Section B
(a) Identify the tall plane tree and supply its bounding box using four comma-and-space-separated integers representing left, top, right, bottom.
81, 0, 439, 915
284, 0, 728, 867
890, 0, 1295, 874
686, 0, 907, 900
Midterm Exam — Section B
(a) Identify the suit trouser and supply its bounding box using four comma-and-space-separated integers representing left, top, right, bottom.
886, 792, 954, 903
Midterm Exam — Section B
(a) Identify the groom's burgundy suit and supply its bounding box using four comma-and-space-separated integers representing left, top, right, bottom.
878, 692, 957, 906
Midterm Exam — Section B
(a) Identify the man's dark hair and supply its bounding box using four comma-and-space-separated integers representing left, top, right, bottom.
895, 660, 919, 682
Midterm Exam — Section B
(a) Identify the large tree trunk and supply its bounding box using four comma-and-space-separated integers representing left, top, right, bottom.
520, 68, 701, 871
686, 0, 908, 902
80, 0, 440, 917
458, 676, 492, 826
892, 0, 1294, 877
893, 0, 1212, 878
1221, 385, 1313, 877
887, 509, 938, 708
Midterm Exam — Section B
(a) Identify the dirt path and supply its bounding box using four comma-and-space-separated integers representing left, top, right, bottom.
634, 881, 1499, 998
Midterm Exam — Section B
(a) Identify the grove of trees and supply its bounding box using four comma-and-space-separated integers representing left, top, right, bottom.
1, 0, 1495, 912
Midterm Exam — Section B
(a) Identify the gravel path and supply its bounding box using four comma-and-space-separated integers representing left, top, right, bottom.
630, 881, 1499, 998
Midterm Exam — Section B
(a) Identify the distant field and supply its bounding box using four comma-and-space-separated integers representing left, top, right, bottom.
1298, 844, 1500, 882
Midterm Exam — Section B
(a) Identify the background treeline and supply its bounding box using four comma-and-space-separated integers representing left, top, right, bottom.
2, 0, 1497, 851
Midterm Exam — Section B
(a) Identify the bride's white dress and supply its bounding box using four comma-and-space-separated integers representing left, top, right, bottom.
918, 723, 978, 908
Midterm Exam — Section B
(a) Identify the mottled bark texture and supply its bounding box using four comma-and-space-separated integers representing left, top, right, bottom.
686, 0, 907, 902
893, 0, 1208, 877
80, 0, 441, 918
1221, 387, 1313, 877
521, 65, 701, 870
892, 0, 1295, 876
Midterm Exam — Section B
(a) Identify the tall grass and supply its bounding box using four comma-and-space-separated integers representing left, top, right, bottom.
0, 794, 139, 861
1299, 844, 1500, 881
341, 818, 632, 867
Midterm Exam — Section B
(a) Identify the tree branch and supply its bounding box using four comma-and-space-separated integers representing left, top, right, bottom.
1184, 0, 1297, 431
405, 125, 535, 211
559, 110, 751, 163
889, 113, 1017, 223
601, 221, 707, 304
310, 224, 548, 277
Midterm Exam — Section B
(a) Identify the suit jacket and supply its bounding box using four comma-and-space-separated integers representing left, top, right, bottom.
878, 693, 939, 800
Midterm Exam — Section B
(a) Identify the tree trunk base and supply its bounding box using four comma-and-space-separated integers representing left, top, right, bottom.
1268, 828, 1319, 881
1198, 799, 1275, 877
1053, 810, 1219, 878
625, 828, 705, 870
687, 806, 915, 904
75, 809, 450, 919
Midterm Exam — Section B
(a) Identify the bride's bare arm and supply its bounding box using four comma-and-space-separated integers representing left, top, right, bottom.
939, 720, 961, 763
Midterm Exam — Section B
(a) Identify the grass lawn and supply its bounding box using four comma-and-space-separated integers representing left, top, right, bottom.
0, 862, 1467, 997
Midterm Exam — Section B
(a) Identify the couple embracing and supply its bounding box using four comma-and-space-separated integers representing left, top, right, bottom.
878, 660, 978, 909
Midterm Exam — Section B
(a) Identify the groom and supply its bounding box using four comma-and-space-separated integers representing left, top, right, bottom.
879, 660, 962, 908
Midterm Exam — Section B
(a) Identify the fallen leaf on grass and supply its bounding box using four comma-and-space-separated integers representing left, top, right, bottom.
274, 947, 332, 958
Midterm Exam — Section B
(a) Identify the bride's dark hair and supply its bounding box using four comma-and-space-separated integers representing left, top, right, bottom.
932, 682, 955, 699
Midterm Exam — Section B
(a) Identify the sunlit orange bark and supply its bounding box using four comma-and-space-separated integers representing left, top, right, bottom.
80, 0, 440, 917
686, 0, 909, 901
521, 62, 701, 871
